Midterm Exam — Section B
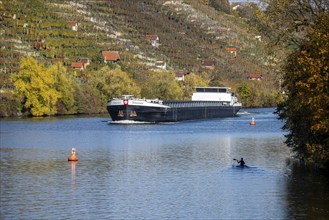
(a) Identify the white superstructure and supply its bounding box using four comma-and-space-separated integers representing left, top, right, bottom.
192, 87, 240, 105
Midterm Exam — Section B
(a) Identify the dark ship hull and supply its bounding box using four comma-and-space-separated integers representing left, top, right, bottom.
107, 101, 241, 123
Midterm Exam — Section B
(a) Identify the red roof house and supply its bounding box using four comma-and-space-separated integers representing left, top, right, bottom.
146, 34, 159, 47
71, 57, 90, 71
225, 47, 237, 57
248, 73, 263, 80
102, 51, 120, 63
67, 21, 78, 31
71, 62, 84, 71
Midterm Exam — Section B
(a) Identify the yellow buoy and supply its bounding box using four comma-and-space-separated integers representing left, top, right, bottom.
68, 148, 78, 161
250, 117, 256, 125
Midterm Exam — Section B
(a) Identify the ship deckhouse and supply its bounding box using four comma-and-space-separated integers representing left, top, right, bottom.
192, 87, 239, 105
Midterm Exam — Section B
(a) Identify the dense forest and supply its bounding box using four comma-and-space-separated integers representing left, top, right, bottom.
1, 0, 282, 117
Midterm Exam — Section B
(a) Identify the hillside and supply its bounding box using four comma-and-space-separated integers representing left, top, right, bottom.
0, 0, 281, 116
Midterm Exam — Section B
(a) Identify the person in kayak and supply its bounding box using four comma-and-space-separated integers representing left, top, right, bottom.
237, 158, 245, 167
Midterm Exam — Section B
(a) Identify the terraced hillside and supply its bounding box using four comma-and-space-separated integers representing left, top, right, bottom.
0, 0, 281, 116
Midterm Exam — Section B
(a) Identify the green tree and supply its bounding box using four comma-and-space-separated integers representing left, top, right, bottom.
181, 73, 208, 100
141, 72, 183, 100
277, 12, 329, 169
90, 66, 141, 102
209, 0, 230, 14
12, 57, 61, 116
237, 82, 251, 106
51, 63, 78, 115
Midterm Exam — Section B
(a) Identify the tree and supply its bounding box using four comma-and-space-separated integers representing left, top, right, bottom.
52, 63, 78, 115
209, 0, 230, 14
181, 73, 208, 100
277, 12, 329, 169
259, 0, 328, 49
90, 66, 141, 102
141, 72, 183, 100
12, 57, 61, 116
237, 82, 251, 106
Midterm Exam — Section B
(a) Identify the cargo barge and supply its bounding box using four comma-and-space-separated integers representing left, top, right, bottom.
107, 87, 242, 123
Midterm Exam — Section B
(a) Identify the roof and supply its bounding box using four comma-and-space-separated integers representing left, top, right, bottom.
226, 47, 237, 52
102, 51, 120, 61
175, 70, 190, 77
155, 61, 165, 66
77, 57, 90, 64
67, 21, 78, 26
248, 73, 263, 78
146, 34, 159, 41
201, 60, 215, 66
71, 62, 83, 68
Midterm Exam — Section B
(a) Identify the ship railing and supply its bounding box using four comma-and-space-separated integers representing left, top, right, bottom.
163, 101, 229, 108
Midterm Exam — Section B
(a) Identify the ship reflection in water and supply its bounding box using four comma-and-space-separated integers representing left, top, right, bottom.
1, 108, 329, 219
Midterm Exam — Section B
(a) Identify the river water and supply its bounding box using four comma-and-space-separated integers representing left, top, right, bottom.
1, 108, 329, 219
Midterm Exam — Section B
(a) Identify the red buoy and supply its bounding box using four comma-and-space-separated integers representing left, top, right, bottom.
68, 148, 78, 161
250, 117, 256, 125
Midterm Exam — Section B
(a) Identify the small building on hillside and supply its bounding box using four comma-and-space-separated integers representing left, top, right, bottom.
225, 47, 237, 57
32, 39, 46, 50
248, 73, 263, 80
146, 34, 160, 47
102, 51, 120, 63
71, 57, 90, 71
71, 62, 84, 71
201, 60, 215, 70
175, 70, 190, 81
254, 35, 261, 41
76, 57, 90, 67
67, 21, 78, 31
155, 61, 166, 70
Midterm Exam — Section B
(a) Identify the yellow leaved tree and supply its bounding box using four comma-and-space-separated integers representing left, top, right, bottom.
12, 57, 61, 116
181, 73, 208, 100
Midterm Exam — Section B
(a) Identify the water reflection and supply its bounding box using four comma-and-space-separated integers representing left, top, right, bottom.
70, 161, 77, 188
285, 162, 329, 219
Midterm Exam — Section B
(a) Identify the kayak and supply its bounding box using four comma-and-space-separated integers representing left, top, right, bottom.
234, 165, 249, 168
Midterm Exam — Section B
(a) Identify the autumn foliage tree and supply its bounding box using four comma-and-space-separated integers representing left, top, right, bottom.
277, 12, 329, 169
141, 72, 183, 100
12, 57, 61, 116
180, 73, 208, 100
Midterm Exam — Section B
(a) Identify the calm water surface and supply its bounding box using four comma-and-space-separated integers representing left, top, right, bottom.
1, 108, 329, 219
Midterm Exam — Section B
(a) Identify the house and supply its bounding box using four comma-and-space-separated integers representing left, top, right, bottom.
254, 35, 261, 41
102, 51, 120, 63
175, 70, 190, 81
201, 60, 215, 70
225, 47, 237, 57
71, 62, 84, 71
76, 57, 90, 68
67, 21, 78, 31
155, 61, 166, 69
248, 73, 263, 80
71, 57, 90, 71
146, 34, 159, 47
32, 39, 45, 50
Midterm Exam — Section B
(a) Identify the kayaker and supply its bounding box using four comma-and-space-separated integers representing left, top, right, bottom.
237, 158, 245, 167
